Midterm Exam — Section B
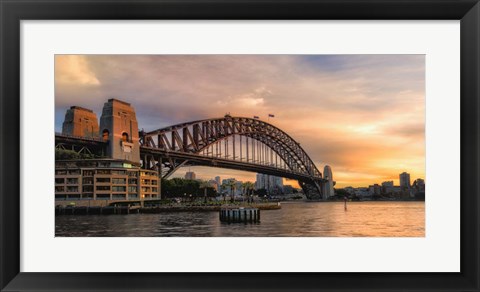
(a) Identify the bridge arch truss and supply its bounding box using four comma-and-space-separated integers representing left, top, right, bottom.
139, 116, 327, 199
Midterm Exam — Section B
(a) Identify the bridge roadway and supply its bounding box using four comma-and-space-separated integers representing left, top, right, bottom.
140, 145, 324, 183
55, 133, 325, 183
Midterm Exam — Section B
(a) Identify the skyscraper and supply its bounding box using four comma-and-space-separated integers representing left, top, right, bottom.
255, 173, 283, 194
399, 172, 411, 189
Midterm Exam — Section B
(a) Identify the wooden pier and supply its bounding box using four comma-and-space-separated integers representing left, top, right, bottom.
219, 207, 260, 223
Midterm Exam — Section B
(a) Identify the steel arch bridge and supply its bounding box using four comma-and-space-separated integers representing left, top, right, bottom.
139, 115, 327, 199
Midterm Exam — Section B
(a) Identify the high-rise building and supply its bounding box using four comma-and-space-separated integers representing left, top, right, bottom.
185, 171, 196, 180
255, 173, 283, 194
399, 172, 411, 189
255, 173, 266, 190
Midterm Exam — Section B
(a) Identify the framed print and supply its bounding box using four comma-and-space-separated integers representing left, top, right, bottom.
1, 0, 479, 291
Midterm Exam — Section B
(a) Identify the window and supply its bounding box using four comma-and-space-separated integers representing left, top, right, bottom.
102, 129, 109, 141
55, 186, 65, 192
82, 194, 93, 199
96, 194, 110, 199
112, 178, 126, 184
83, 170, 94, 176
128, 178, 138, 185
112, 186, 126, 192
82, 185, 93, 192
128, 186, 137, 193
122, 132, 129, 142
128, 171, 138, 177
97, 169, 111, 175
55, 178, 64, 184
128, 194, 138, 199
112, 170, 126, 175
68, 169, 80, 175
55, 170, 67, 175
96, 185, 110, 191
66, 186, 78, 192
96, 177, 110, 183
82, 177, 93, 184
66, 178, 78, 184
55, 194, 66, 199
112, 194, 126, 200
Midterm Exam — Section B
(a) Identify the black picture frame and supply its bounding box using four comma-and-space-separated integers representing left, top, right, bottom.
1, 0, 479, 291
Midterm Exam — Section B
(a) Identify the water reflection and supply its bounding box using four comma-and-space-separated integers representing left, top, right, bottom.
55, 201, 425, 237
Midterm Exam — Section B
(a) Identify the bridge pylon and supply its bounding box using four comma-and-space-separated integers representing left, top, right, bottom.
299, 179, 326, 200
99, 99, 140, 164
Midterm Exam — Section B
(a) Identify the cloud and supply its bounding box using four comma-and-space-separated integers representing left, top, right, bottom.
55, 55, 100, 86
55, 55, 425, 187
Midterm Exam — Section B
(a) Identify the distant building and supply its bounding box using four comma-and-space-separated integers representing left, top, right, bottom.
185, 171, 196, 180
354, 187, 370, 197
208, 179, 219, 191
368, 184, 382, 195
381, 181, 395, 194
255, 173, 283, 194
382, 181, 394, 187
399, 172, 411, 189
255, 173, 265, 189
344, 186, 355, 195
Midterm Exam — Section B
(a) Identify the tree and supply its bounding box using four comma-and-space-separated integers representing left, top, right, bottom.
255, 188, 267, 197
242, 182, 255, 203
199, 181, 210, 203
227, 180, 237, 203
161, 178, 216, 200
55, 148, 96, 160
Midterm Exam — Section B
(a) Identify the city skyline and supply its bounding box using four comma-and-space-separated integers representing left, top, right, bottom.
55, 55, 425, 188
177, 170, 424, 190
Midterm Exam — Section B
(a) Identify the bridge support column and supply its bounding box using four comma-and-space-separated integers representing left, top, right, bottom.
99, 98, 140, 164
299, 180, 325, 200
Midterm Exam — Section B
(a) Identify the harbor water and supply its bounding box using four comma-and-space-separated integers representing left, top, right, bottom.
55, 201, 425, 237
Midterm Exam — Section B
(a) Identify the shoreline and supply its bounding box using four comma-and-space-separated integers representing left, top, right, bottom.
55, 202, 281, 215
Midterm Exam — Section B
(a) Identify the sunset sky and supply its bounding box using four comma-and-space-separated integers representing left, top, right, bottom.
55, 55, 425, 188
